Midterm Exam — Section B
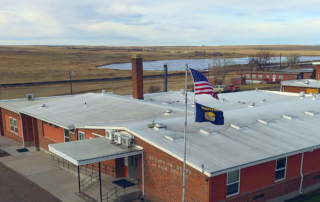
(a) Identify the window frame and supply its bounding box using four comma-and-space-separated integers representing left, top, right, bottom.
13, 119, 18, 134
78, 131, 85, 140
279, 75, 283, 80
64, 129, 69, 142
246, 74, 250, 78
252, 75, 256, 79
258, 75, 263, 79
275, 157, 287, 182
9, 117, 14, 132
226, 169, 240, 197
266, 75, 269, 78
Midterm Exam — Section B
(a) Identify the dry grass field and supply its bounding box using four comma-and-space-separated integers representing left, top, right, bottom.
0, 45, 315, 99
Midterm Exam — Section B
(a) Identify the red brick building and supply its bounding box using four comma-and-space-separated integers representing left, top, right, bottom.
281, 63, 320, 93
1, 57, 320, 202
242, 70, 311, 84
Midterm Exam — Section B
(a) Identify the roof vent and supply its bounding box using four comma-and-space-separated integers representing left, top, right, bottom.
162, 102, 172, 105
304, 110, 320, 116
220, 98, 225, 102
312, 94, 317, 99
102, 90, 105, 95
299, 91, 305, 98
165, 109, 173, 115
255, 88, 258, 92
154, 123, 165, 130
231, 123, 248, 130
242, 102, 246, 104
238, 101, 241, 103
260, 99, 266, 102
305, 80, 309, 84
180, 89, 185, 94
282, 114, 298, 120
165, 134, 183, 142
191, 99, 196, 107
200, 127, 219, 135
40, 104, 46, 108
26, 94, 34, 101
248, 103, 255, 107
258, 119, 274, 125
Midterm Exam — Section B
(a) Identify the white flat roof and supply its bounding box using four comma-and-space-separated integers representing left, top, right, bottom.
49, 137, 143, 165
312, 62, 320, 65
5, 90, 320, 176
281, 79, 320, 88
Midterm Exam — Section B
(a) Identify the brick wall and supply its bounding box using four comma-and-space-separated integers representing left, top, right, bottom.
21, 114, 35, 146
131, 55, 144, 99
0, 108, 4, 136
303, 149, 320, 174
283, 86, 318, 93
43, 122, 65, 143
133, 136, 210, 202
0, 108, 23, 144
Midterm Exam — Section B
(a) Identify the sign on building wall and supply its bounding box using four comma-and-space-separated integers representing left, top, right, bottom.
307, 88, 318, 94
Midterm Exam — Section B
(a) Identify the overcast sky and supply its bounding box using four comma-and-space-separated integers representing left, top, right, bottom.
1, 0, 320, 46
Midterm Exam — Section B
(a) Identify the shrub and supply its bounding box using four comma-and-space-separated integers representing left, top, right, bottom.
148, 85, 161, 93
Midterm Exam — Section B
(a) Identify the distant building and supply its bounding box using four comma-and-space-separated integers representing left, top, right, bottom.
281, 62, 320, 93
242, 70, 312, 84
230, 77, 246, 86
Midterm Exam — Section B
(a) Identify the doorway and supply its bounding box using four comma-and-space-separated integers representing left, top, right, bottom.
128, 156, 138, 180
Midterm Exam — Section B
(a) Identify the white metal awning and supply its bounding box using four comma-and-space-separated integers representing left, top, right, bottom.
49, 137, 143, 165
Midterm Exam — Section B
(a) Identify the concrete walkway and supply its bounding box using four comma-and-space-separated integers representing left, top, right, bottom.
0, 136, 86, 202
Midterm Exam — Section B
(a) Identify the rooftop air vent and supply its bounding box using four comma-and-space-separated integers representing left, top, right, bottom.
258, 119, 274, 125
248, 103, 255, 107
299, 91, 305, 98
200, 128, 219, 135
282, 114, 298, 120
305, 80, 309, 84
260, 99, 266, 102
242, 102, 246, 104
40, 104, 46, 108
102, 90, 105, 95
26, 94, 34, 101
154, 123, 165, 130
180, 89, 185, 94
220, 98, 225, 102
255, 88, 258, 92
304, 110, 320, 116
164, 134, 183, 142
165, 109, 173, 115
162, 102, 172, 105
312, 94, 317, 99
231, 123, 248, 130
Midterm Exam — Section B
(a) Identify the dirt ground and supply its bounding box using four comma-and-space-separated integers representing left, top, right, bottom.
0, 162, 61, 202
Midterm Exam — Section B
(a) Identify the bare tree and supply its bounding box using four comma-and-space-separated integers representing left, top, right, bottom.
253, 50, 275, 71
147, 85, 161, 93
286, 53, 301, 67
210, 57, 234, 85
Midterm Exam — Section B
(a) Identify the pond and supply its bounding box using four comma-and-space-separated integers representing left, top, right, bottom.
100, 56, 320, 71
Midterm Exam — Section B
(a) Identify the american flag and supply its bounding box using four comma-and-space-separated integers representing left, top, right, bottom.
189, 68, 219, 100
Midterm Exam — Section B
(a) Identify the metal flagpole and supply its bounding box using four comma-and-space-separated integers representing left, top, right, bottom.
182, 64, 188, 202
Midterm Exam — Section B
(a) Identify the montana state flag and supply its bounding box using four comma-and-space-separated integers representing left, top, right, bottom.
195, 103, 224, 125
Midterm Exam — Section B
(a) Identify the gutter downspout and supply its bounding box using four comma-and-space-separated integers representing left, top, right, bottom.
142, 150, 145, 197
299, 152, 304, 194
18, 113, 25, 148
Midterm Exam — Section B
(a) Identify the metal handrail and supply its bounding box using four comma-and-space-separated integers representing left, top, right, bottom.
102, 179, 140, 202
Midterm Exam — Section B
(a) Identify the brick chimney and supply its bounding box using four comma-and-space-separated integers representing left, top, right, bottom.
131, 54, 144, 99
316, 65, 320, 80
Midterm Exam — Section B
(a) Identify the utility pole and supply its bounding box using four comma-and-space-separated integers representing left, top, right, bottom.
251, 61, 254, 87
280, 53, 282, 69
69, 71, 74, 95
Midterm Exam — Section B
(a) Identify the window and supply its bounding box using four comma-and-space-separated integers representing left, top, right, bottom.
246, 74, 250, 78
64, 129, 69, 142
259, 75, 263, 79
49, 123, 54, 127
9, 117, 14, 132
279, 75, 283, 80
54, 125, 60, 129
267, 75, 269, 78
79, 131, 85, 140
43, 121, 48, 124
252, 75, 256, 79
13, 119, 18, 134
227, 170, 240, 197
275, 158, 286, 181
